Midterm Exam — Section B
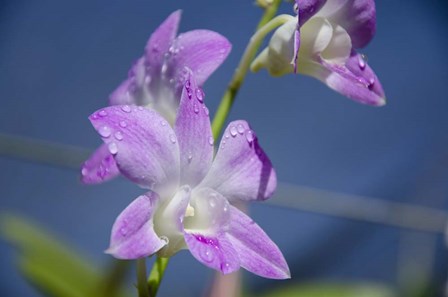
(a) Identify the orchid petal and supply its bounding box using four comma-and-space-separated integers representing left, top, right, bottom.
155, 185, 191, 257
185, 188, 231, 234
166, 30, 231, 87
89, 106, 180, 191
174, 72, 213, 187
297, 0, 328, 26
109, 10, 181, 107
145, 10, 181, 73
320, 23, 352, 64
299, 50, 385, 106
106, 192, 166, 259
251, 16, 297, 76
316, 0, 376, 48
184, 233, 240, 274
299, 17, 333, 58
226, 206, 290, 279
198, 121, 276, 202
184, 188, 239, 274
80, 143, 119, 184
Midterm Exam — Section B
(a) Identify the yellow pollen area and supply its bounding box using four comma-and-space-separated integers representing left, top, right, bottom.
185, 204, 195, 218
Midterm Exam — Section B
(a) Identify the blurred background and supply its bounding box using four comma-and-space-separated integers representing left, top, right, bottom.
1, 0, 448, 296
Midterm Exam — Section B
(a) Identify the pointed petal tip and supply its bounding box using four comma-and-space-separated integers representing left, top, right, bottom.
376, 97, 386, 107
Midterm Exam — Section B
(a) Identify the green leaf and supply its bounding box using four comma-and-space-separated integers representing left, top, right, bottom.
0, 213, 129, 297
259, 283, 397, 297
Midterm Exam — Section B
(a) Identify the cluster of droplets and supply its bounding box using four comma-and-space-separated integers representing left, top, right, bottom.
221, 123, 256, 149
92, 106, 150, 157
195, 235, 221, 263
357, 54, 375, 90
184, 79, 209, 117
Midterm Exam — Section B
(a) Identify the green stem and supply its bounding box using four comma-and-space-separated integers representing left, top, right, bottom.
148, 256, 170, 297
137, 258, 150, 297
211, 0, 284, 139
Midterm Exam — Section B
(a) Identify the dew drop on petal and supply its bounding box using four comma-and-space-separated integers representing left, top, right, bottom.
169, 134, 177, 144
99, 110, 107, 117
229, 126, 237, 137
99, 126, 111, 138
121, 105, 131, 113
208, 136, 214, 146
368, 77, 375, 89
195, 88, 205, 102
144, 75, 151, 85
359, 55, 366, 70
108, 142, 118, 154
81, 168, 88, 176
119, 121, 127, 128
185, 79, 191, 91
237, 124, 245, 134
245, 130, 255, 143
199, 246, 214, 263
114, 131, 123, 141
160, 236, 169, 245
203, 106, 209, 116
160, 120, 167, 126
193, 104, 199, 114
187, 152, 193, 163
120, 227, 127, 236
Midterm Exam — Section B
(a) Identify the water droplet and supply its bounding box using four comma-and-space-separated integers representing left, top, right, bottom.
293, 2, 299, 13
121, 105, 131, 113
367, 77, 375, 89
195, 88, 205, 102
193, 104, 199, 114
237, 124, 245, 134
209, 196, 217, 208
160, 236, 169, 245
119, 121, 127, 128
245, 130, 255, 143
99, 126, 111, 138
229, 126, 237, 137
208, 136, 214, 146
359, 54, 367, 70
225, 133, 230, 139
185, 79, 191, 91
169, 134, 177, 144
200, 246, 214, 263
120, 227, 127, 236
99, 110, 107, 117
161, 64, 168, 74
203, 106, 209, 116
160, 120, 167, 126
108, 142, 118, 154
114, 131, 123, 141
187, 152, 193, 163
81, 168, 88, 176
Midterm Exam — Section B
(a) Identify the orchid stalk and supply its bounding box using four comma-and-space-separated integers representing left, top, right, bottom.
211, 0, 283, 138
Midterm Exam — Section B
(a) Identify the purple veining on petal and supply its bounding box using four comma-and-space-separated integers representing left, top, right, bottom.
184, 232, 239, 274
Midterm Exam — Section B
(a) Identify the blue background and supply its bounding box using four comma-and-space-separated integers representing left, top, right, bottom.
1, 0, 448, 296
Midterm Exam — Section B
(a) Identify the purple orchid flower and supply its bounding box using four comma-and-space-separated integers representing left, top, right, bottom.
87, 72, 289, 279
252, 0, 385, 106
81, 10, 231, 184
